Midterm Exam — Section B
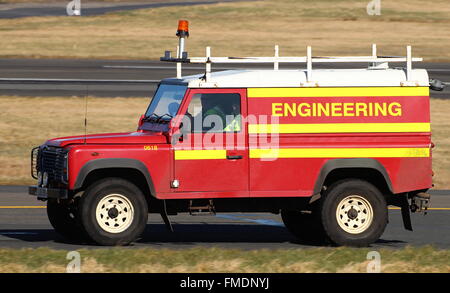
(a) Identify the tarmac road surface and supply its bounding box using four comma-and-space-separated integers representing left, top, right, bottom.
0, 186, 449, 250
0, 59, 448, 98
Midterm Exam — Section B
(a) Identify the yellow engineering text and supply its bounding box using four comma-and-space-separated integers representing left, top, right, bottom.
272, 102, 402, 117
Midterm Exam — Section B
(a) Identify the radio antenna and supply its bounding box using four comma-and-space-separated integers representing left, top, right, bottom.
84, 85, 88, 144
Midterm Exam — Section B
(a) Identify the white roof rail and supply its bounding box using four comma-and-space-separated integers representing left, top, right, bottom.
160, 44, 423, 83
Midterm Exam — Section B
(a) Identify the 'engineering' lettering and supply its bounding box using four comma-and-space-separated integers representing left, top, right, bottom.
272, 102, 402, 117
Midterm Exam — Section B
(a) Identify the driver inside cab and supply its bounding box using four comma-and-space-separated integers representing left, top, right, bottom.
201, 95, 241, 132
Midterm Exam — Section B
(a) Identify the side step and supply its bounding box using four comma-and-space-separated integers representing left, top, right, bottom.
189, 199, 216, 216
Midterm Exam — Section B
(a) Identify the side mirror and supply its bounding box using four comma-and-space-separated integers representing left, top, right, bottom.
430, 79, 445, 91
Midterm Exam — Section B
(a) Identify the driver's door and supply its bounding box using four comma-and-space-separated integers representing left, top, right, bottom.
172, 88, 249, 194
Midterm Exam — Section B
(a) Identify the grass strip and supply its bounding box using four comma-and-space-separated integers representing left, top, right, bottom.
0, 246, 448, 273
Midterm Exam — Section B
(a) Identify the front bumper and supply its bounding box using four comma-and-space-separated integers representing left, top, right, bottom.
29, 186, 68, 200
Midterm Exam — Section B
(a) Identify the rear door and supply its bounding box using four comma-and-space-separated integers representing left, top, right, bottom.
172, 88, 249, 194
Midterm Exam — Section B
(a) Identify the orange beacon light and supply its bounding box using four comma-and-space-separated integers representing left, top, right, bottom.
176, 20, 189, 37
176, 20, 189, 60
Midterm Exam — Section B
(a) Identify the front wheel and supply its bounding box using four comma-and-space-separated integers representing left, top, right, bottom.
79, 178, 148, 246
320, 179, 388, 247
47, 198, 86, 241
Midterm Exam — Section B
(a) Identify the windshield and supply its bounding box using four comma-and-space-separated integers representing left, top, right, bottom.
145, 84, 187, 122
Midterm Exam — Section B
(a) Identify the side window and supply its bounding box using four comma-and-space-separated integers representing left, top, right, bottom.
185, 93, 241, 133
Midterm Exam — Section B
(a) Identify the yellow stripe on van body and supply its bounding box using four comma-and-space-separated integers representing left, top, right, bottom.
249, 148, 430, 159
175, 149, 227, 160
248, 87, 429, 98
248, 123, 431, 134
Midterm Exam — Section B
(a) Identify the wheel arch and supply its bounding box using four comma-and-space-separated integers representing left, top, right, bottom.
313, 158, 393, 195
73, 158, 156, 199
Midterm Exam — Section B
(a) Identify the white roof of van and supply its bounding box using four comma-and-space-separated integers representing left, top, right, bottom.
161, 68, 430, 88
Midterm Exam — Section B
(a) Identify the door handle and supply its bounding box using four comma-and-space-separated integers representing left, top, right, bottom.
226, 155, 243, 160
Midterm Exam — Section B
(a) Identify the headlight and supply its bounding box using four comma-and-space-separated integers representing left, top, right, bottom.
63, 153, 69, 183
42, 172, 49, 187
37, 172, 42, 186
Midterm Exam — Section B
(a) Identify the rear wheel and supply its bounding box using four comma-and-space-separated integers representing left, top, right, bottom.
320, 179, 388, 247
79, 178, 148, 246
47, 198, 86, 241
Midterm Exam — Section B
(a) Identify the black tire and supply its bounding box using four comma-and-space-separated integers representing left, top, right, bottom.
281, 207, 328, 245
47, 198, 87, 241
79, 178, 148, 246
320, 179, 388, 247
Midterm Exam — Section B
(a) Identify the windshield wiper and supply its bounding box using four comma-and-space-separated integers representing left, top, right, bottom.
157, 113, 173, 123
142, 113, 173, 124
143, 113, 160, 122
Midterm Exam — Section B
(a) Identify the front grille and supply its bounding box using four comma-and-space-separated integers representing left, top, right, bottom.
33, 146, 68, 185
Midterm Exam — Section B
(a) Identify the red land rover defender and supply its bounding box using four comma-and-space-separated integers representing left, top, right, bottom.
29, 23, 434, 246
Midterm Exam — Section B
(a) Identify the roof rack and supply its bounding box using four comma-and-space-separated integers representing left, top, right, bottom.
160, 21, 422, 85
161, 44, 422, 86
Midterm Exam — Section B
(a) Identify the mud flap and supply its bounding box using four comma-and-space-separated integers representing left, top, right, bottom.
400, 194, 413, 231
160, 200, 174, 232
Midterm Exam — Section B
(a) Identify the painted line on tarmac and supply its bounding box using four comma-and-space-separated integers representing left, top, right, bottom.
0, 232, 38, 235
103, 65, 248, 70
427, 69, 450, 72
388, 207, 450, 211
0, 206, 45, 209
0, 78, 160, 83
215, 214, 284, 227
